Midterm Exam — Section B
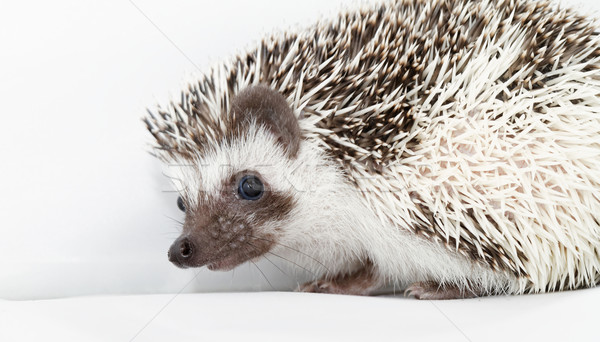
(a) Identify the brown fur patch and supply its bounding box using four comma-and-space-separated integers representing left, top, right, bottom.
228, 85, 301, 158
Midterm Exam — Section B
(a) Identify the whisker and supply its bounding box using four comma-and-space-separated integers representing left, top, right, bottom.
262, 254, 290, 278
244, 240, 316, 277
248, 235, 330, 274
164, 215, 184, 226
241, 240, 277, 290
251, 260, 275, 290
265, 250, 319, 278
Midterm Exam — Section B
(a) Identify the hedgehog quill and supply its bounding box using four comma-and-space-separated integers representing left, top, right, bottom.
145, 0, 600, 299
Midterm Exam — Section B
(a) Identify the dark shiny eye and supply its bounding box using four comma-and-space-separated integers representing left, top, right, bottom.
177, 196, 186, 212
238, 175, 264, 200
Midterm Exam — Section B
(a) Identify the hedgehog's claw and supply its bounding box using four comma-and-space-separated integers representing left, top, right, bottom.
297, 280, 332, 293
404, 281, 479, 300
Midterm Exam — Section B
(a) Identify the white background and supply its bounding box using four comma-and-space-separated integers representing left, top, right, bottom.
1, 0, 363, 300
1, 1, 600, 341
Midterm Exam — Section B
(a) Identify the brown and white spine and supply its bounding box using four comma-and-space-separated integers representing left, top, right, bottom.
146, 0, 600, 295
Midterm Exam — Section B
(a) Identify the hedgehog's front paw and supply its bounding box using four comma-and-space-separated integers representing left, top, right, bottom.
404, 281, 479, 300
296, 261, 380, 296
297, 279, 373, 295
297, 280, 335, 294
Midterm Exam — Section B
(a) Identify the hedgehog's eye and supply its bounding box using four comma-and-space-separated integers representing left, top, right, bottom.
177, 196, 186, 212
238, 175, 264, 200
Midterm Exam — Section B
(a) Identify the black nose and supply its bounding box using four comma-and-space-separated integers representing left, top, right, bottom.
168, 237, 195, 268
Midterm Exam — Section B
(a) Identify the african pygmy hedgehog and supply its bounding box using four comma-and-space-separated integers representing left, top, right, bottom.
145, 0, 600, 299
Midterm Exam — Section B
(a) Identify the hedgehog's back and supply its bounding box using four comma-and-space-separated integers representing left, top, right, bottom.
146, 0, 600, 293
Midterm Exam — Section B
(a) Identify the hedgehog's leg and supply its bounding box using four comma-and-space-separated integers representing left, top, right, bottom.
297, 261, 379, 296
404, 281, 481, 300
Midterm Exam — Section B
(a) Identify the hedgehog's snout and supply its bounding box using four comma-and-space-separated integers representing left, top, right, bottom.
168, 236, 195, 268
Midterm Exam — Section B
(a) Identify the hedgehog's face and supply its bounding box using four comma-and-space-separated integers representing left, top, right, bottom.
166, 85, 302, 271
168, 167, 296, 270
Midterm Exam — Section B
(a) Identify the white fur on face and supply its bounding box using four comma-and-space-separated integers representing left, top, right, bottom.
165, 126, 297, 208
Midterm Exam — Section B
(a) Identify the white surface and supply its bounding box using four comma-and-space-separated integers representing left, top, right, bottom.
2, 289, 599, 342
2, 0, 600, 341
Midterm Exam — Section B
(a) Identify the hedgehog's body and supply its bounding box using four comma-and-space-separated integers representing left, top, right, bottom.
146, 0, 600, 298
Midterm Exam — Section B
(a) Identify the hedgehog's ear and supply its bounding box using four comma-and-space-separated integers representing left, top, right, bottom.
229, 85, 301, 158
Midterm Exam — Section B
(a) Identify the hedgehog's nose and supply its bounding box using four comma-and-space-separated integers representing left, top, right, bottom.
168, 236, 195, 268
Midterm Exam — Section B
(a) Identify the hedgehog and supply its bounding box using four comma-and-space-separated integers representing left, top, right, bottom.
144, 0, 600, 299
